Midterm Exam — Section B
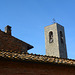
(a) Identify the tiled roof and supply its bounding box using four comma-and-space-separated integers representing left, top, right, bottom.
0, 49, 75, 66
0, 30, 33, 50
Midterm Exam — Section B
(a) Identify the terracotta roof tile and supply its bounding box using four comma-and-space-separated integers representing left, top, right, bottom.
0, 49, 75, 66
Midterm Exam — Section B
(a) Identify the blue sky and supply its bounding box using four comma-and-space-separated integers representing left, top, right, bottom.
0, 0, 75, 59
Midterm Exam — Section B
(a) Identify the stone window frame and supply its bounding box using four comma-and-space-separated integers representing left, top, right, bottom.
49, 31, 53, 43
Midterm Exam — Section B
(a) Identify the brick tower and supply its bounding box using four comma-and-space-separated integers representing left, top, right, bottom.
44, 23, 67, 58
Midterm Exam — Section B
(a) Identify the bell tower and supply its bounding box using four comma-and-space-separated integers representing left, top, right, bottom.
44, 23, 67, 58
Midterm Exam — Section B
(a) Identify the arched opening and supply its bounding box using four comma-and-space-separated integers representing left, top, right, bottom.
49, 31, 53, 43
60, 31, 63, 43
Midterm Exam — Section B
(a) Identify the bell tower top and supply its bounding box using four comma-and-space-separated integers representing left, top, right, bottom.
44, 23, 67, 58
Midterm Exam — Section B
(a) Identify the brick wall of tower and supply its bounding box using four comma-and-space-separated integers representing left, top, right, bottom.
44, 24, 60, 57
44, 23, 67, 58
0, 59, 75, 75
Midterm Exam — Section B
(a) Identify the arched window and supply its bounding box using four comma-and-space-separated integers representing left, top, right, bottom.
60, 31, 63, 43
49, 31, 53, 43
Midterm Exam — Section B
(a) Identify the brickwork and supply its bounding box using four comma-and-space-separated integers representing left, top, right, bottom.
0, 59, 75, 75
0, 30, 33, 53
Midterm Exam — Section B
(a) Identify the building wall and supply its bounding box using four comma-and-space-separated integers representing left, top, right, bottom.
0, 30, 28, 53
44, 23, 59, 57
0, 59, 75, 75
57, 24, 67, 58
